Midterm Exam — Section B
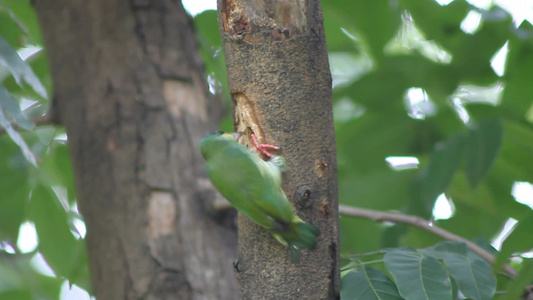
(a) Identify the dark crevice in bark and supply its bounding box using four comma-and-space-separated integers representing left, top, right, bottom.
219, 0, 340, 298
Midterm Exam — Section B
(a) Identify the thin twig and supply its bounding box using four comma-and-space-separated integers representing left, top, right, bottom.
339, 204, 518, 277
30, 114, 55, 126
0, 113, 55, 134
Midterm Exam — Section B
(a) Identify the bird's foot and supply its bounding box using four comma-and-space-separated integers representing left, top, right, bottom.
251, 133, 280, 158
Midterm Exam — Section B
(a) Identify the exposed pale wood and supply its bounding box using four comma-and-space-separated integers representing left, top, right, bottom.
218, 0, 340, 298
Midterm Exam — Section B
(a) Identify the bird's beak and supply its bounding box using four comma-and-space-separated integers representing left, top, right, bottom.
232, 132, 244, 141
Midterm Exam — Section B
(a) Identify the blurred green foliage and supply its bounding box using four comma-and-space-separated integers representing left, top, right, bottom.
1, 0, 533, 299
320, 0, 533, 298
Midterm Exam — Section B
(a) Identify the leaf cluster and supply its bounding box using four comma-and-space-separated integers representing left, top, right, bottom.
0, 1, 90, 298
1, 0, 533, 299
342, 241, 497, 300
321, 0, 533, 298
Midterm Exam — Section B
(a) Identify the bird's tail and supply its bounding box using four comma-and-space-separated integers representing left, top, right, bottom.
292, 221, 320, 250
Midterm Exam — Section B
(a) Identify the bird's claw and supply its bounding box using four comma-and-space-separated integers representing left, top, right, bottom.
251, 133, 280, 158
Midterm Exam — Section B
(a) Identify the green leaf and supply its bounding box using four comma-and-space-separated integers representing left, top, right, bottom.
194, 10, 220, 49
410, 134, 464, 217
0, 0, 43, 45
0, 251, 62, 299
399, 0, 470, 53
194, 10, 229, 102
0, 289, 32, 300
444, 256, 496, 300
451, 7, 511, 85
322, 0, 400, 57
383, 55, 458, 104
0, 109, 36, 166
341, 267, 402, 300
38, 140, 77, 204
0, 36, 47, 99
4, 49, 52, 103
337, 55, 460, 112
420, 241, 467, 257
464, 119, 503, 187
343, 1, 400, 62
421, 242, 496, 300
0, 134, 30, 242
337, 70, 407, 112
0, 9, 25, 49
0, 84, 33, 130
422, 134, 465, 198
322, 10, 358, 52
496, 120, 533, 183
502, 22, 533, 117
496, 211, 533, 268
0, 183, 28, 243
28, 184, 89, 288
500, 258, 533, 300
336, 112, 415, 174
0, 255, 23, 291
384, 249, 452, 300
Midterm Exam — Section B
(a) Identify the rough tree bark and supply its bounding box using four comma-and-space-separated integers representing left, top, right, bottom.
218, 0, 340, 298
34, 0, 238, 299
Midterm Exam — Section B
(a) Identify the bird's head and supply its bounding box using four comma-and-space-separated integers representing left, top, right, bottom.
219, 131, 243, 141
200, 131, 243, 160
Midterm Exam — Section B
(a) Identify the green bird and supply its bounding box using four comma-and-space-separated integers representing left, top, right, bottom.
200, 131, 319, 261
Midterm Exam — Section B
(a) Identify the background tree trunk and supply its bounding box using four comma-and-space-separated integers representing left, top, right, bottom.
34, 0, 238, 299
218, 0, 340, 298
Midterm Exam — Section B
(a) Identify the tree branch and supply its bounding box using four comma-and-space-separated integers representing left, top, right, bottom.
212, 200, 518, 277
339, 204, 518, 277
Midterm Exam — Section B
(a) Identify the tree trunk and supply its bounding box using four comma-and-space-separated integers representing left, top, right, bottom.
34, 0, 238, 299
218, 0, 340, 298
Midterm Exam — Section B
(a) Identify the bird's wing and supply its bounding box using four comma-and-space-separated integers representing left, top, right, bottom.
206, 143, 282, 229
250, 156, 296, 225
